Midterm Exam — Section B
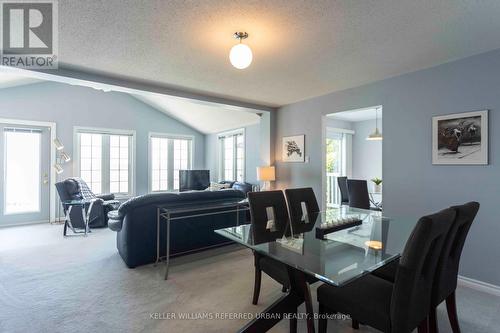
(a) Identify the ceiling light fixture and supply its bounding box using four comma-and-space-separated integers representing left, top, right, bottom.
367, 107, 383, 141
229, 32, 253, 69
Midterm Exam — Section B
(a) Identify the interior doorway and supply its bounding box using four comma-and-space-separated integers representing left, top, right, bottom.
322, 106, 383, 209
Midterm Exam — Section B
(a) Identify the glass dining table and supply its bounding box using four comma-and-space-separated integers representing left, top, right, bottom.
215, 206, 418, 333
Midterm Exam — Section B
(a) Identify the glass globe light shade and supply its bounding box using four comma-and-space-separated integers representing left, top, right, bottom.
229, 43, 253, 69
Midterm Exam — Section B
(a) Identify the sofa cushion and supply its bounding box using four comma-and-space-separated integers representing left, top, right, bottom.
117, 189, 245, 216
232, 182, 253, 196
219, 180, 235, 187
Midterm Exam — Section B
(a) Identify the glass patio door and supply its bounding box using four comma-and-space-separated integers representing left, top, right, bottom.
0, 123, 50, 225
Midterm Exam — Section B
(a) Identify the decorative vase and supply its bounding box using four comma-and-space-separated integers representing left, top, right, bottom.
373, 184, 382, 193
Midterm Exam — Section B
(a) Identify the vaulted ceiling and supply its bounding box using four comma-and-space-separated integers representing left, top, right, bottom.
133, 93, 261, 134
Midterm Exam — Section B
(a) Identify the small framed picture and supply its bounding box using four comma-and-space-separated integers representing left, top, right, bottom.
282, 135, 305, 162
432, 110, 488, 165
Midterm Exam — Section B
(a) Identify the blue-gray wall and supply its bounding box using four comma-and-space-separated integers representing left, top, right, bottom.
0, 81, 205, 196
275, 48, 500, 286
352, 119, 382, 182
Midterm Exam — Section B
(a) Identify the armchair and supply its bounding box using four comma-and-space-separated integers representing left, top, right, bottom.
55, 178, 119, 229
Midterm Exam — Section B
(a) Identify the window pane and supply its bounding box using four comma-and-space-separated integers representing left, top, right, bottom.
173, 138, 191, 190
4, 131, 40, 214
219, 132, 244, 181
80, 133, 103, 194
92, 183, 102, 195
120, 181, 128, 193
110, 170, 119, 182
110, 135, 120, 147
110, 147, 119, 158
110, 182, 119, 193
81, 158, 91, 171
91, 134, 102, 146
81, 171, 91, 181
79, 132, 133, 195
150, 137, 169, 191
110, 158, 119, 169
81, 133, 92, 146
107, 135, 130, 194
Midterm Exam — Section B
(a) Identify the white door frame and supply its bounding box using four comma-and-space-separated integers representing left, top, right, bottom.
321, 115, 327, 211
321, 105, 383, 210
0, 118, 57, 223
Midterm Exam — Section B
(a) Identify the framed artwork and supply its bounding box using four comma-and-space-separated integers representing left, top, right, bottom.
282, 135, 305, 162
432, 110, 488, 165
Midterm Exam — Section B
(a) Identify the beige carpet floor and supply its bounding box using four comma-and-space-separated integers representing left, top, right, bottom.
0, 224, 499, 333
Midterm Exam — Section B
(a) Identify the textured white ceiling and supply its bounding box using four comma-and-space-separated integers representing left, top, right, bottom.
23, 1, 500, 106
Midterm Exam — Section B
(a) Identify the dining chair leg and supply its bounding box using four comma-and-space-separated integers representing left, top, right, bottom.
252, 267, 262, 305
297, 273, 315, 332
417, 317, 429, 333
429, 306, 439, 333
290, 313, 297, 333
318, 303, 327, 333
446, 291, 461, 333
352, 319, 360, 329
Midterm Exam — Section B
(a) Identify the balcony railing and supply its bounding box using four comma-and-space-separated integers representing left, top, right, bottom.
326, 173, 341, 208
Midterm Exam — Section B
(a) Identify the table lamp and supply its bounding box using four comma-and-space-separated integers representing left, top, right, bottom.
257, 166, 275, 191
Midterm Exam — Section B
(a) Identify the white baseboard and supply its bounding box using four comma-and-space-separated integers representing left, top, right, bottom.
0, 219, 49, 228
458, 275, 500, 297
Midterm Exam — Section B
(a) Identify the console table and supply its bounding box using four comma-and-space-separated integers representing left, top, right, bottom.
156, 199, 249, 279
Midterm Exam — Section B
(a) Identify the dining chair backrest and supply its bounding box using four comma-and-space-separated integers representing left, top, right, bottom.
284, 187, 320, 234
431, 202, 479, 306
337, 177, 349, 205
390, 208, 456, 333
248, 191, 290, 244
347, 179, 370, 210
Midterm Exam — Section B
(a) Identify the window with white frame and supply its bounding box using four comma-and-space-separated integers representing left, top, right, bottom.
76, 129, 134, 196
79, 133, 103, 194
109, 135, 129, 194
150, 134, 193, 191
218, 129, 245, 182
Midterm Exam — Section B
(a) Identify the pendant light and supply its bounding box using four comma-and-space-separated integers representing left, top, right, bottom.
367, 107, 383, 141
229, 32, 253, 69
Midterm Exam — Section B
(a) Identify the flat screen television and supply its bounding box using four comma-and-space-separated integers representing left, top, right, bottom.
179, 170, 210, 192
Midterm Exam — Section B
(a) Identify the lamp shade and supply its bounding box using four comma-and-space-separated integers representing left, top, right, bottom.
257, 166, 275, 181
366, 128, 383, 141
230, 43, 253, 69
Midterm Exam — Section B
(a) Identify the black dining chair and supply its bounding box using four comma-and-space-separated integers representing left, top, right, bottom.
337, 176, 349, 205
429, 202, 480, 333
317, 207, 457, 333
284, 187, 320, 233
247, 190, 291, 305
371, 202, 480, 333
347, 179, 371, 210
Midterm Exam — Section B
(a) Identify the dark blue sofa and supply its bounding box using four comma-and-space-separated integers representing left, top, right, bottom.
108, 189, 246, 268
